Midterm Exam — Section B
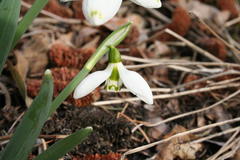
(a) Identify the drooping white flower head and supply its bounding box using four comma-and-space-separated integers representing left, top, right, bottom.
73, 46, 153, 104
82, 0, 162, 26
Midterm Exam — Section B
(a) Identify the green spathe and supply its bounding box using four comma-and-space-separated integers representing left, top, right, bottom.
108, 46, 122, 63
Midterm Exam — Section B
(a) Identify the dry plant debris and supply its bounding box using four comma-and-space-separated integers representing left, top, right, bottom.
75, 153, 127, 160
155, 125, 203, 160
1, 0, 240, 159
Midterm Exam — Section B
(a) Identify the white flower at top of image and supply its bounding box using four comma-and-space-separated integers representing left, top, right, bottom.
82, 0, 162, 25
73, 46, 153, 104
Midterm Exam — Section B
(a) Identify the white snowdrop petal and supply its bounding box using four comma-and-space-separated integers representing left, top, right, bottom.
118, 63, 153, 104
73, 64, 114, 99
82, 0, 122, 25
130, 0, 162, 8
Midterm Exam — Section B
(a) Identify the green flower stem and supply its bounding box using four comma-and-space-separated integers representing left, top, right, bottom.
49, 22, 132, 114
12, 0, 49, 48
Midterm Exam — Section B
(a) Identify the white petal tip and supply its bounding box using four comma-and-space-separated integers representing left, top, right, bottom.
44, 69, 52, 75
140, 94, 153, 104
145, 99, 154, 105
73, 90, 83, 99
85, 126, 93, 131
130, 0, 162, 8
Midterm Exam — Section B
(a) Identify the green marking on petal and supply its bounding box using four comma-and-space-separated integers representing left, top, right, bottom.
104, 64, 122, 92
109, 66, 120, 81
107, 85, 120, 91
90, 10, 103, 19
104, 77, 122, 92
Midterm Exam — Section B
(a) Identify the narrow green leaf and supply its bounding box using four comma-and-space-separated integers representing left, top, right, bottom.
12, 0, 49, 48
0, 0, 21, 74
34, 127, 93, 160
0, 70, 53, 160
50, 22, 132, 114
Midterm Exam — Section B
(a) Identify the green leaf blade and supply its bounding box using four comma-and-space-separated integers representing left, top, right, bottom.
0, 0, 21, 74
0, 70, 53, 160
34, 127, 93, 160
12, 0, 49, 48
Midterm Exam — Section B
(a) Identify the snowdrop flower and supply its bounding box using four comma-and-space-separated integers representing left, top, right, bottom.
74, 46, 153, 104
82, 0, 162, 25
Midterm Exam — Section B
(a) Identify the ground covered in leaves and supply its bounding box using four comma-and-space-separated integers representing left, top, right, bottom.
1, 0, 240, 159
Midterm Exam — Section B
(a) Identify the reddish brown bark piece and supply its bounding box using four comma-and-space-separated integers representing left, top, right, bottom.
217, 0, 239, 18
199, 37, 227, 60
27, 67, 101, 107
49, 43, 94, 69
23, 0, 73, 18
157, 7, 192, 41
75, 153, 127, 160
72, 1, 85, 19
123, 25, 140, 44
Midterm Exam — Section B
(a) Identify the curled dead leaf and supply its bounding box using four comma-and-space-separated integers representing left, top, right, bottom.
156, 125, 203, 160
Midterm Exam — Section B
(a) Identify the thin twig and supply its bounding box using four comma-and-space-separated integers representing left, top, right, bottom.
93, 83, 240, 106
132, 89, 240, 130
7, 112, 25, 134
190, 127, 240, 144
122, 55, 240, 68
164, 29, 223, 62
192, 13, 240, 62
172, 70, 240, 91
119, 113, 151, 143
208, 128, 240, 160
225, 17, 240, 27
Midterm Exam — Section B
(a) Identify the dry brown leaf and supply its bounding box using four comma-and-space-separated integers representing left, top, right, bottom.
152, 41, 171, 57
147, 117, 168, 139
156, 125, 203, 160
74, 26, 99, 47
22, 34, 51, 76
14, 51, 29, 81
214, 10, 231, 26
104, 17, 129, 31
233, 149, 240, 160
187, 1, 219, 20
